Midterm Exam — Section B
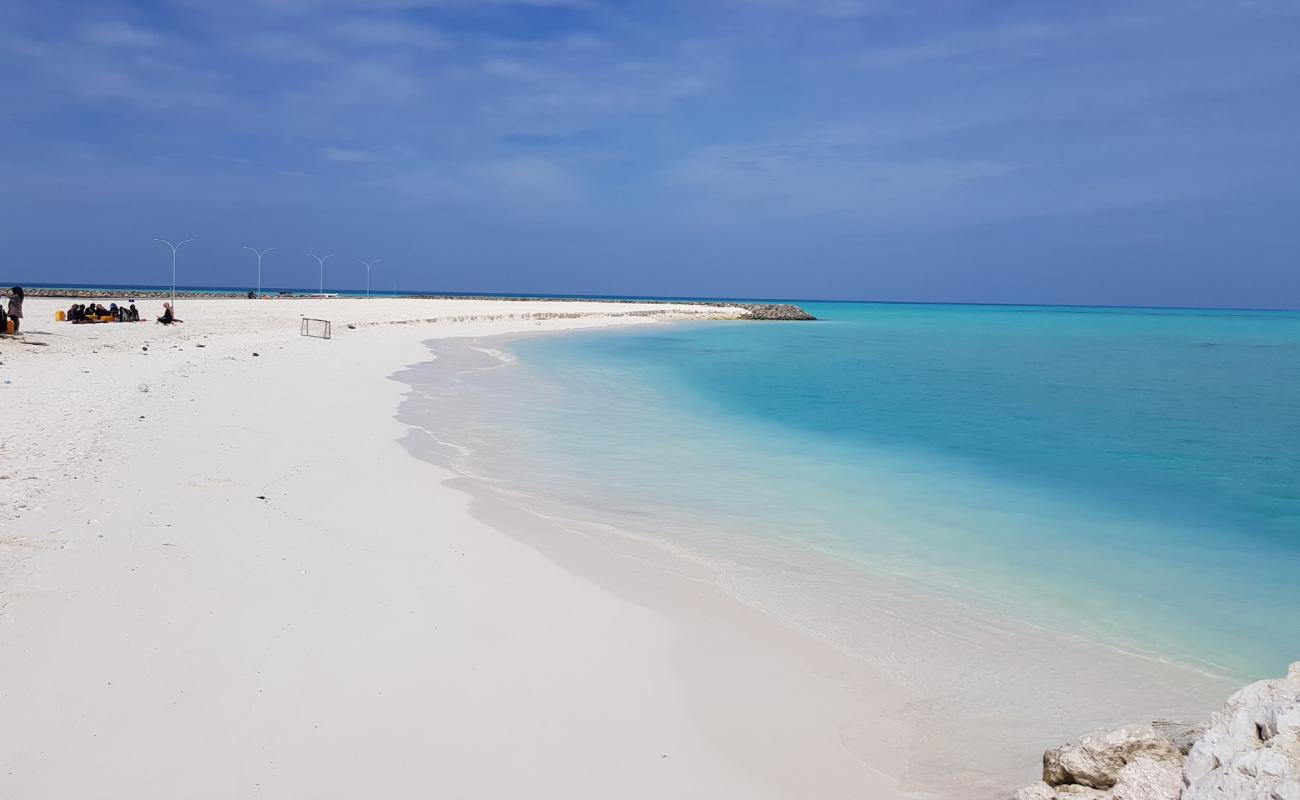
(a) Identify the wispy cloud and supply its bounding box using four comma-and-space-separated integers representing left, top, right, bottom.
329, 19, 445, 50
664, 130, 1016, 225
320, 146, 378, 162
482, 58, 563, 82
239, 31, 336, 63
861, 22, 1057, 68
726, 0, 897, 19
371, 156, 587, 219
81, 20, 168, 49
9, 46, 231, 110
504, 66, 713, 116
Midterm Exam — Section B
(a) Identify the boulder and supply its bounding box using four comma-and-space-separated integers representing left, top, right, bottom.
1045, 726, 1183, 790
1017, 781, 1109, 800
1016, 781, 1057, 800
1182, 662, 1300, 800
1111, 757, 1184, 800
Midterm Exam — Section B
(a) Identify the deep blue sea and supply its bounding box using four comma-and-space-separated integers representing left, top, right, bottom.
430, 302, 1300, 680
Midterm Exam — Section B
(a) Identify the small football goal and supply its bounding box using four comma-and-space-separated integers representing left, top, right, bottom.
300, 318, 332, 339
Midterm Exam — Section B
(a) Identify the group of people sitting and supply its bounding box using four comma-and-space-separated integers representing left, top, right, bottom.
65, 300, 183, 325
68, 301, 140, 323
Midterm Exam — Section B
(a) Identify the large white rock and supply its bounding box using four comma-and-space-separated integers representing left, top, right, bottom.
1182, 662, 1300, 800
1110, 757, 1185, 800
1016, 781, 1109, 800
1045, 726, 1183, 790
1016, 781, 1057, 800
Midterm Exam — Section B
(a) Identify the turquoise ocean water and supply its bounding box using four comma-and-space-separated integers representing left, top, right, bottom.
421, 302, 1300, 679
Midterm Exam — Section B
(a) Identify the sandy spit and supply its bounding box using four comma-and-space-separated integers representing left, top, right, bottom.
0, 296, 908, 799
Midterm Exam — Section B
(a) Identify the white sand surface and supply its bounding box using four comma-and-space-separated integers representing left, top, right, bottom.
0, 296, 911, 799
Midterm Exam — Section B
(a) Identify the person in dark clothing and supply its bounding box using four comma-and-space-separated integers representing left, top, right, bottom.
5, 287, 22, 333
128, 303, 139, 321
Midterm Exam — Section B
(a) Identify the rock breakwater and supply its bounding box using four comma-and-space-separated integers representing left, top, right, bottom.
730, 303, 817, 320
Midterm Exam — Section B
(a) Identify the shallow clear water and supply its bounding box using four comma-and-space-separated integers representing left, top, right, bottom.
418, 303, 1300, 679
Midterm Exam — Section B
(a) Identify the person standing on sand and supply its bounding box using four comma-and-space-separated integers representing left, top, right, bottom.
5, 287, 23, 333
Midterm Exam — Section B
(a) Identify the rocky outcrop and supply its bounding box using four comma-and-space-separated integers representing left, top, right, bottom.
1182, 662, 1300, 800
1043, 726, 1183, 790
1014, 663, 1300, 800
1019, 726, 1187, 800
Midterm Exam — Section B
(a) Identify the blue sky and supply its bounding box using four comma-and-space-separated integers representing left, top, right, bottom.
1, 0, 1298, 306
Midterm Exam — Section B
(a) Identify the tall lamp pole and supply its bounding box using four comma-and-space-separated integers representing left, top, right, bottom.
357, 259, 382, 298
242, 246, 276, 297
153, 238, 193, 308
307, 252, 335, 297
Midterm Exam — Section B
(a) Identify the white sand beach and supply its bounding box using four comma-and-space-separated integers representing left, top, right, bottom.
0, 296, 913, 799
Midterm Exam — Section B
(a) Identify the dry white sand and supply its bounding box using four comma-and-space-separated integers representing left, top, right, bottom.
0, 296, 912, 799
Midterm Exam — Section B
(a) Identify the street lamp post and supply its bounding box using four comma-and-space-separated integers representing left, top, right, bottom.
357, 259, 382, 298
242, 246, 276, 298
307, 252, 335, 297
153, 238, 194, 308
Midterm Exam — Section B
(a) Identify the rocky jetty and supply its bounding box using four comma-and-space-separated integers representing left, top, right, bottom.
1016, 663, 1300, 800
27, 288, 245, 299
731, 303, 817, 320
